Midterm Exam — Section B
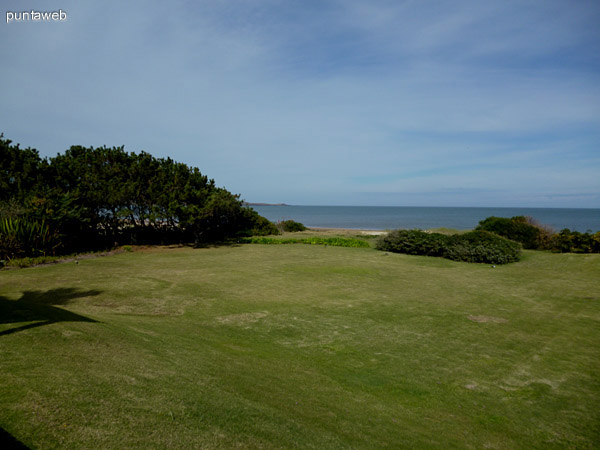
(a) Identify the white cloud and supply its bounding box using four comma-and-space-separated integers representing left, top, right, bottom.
1, 0, 599, 207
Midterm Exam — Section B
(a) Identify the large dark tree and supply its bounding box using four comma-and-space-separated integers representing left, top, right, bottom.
0, 134, 45, 203
0, 134, 271, 259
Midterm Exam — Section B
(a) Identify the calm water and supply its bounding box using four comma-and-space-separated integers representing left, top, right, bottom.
251, 205, 600, 233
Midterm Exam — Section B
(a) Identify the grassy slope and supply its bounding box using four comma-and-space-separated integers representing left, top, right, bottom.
0, 244, 599, 449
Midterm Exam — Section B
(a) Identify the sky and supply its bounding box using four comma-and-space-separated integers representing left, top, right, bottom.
1, 0, 599, 208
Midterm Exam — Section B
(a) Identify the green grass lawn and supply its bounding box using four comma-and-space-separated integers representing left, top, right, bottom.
1, 242, 599, 449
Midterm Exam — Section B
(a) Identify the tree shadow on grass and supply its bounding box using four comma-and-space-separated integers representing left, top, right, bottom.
0, 426, 30, 449
0, 288, 100, 337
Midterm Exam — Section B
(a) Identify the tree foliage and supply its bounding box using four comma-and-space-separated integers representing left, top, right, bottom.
0, 134, 272, 259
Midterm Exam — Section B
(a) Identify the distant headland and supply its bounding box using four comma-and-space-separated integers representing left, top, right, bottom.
245, 202, 289, 206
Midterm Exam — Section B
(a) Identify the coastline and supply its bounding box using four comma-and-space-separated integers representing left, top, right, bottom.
309, 227, 387, 236
251, 205, 600, 233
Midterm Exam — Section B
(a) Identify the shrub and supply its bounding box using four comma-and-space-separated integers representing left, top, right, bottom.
476, 216, 599, 253
278, 220, 307, 232
375, 230, 448, 256
245, 210, 280, 236
376, 229, 521, 264
551, 229, 600, 253
233, 208, 279, 237
521, 216, 555, 249
445, 231, 522, 264
0, 215, 60, 260
475, 216, 546, 249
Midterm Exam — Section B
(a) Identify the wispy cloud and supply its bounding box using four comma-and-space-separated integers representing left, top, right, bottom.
1, 0, 599, 207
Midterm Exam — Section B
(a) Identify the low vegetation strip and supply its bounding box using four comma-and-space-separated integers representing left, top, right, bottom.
476, 215, 600, 253
376, 229, 522, 264
239, 236, 370, 248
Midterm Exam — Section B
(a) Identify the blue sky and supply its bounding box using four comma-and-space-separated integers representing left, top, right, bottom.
2, 0, 599, 207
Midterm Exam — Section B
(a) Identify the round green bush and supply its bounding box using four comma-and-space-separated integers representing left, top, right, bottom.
278, 220, 307, 232
376, 229, 521, 264
445, 231, 522, 264
475, 216, 543, 249
250, 214, 280, 236
375, 230, 448, 256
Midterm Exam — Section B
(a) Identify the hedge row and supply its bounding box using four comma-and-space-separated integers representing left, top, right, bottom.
551, 229, 600, 253
375, 229, 522, 264
476, 216, 600, 253
239, 237, 370, 248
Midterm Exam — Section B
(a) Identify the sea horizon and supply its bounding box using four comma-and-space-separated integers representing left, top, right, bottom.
247, 202, 600, 209
251, 205, 600, 233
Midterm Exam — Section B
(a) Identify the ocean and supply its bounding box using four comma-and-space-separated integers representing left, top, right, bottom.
250, 205, 600, 233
